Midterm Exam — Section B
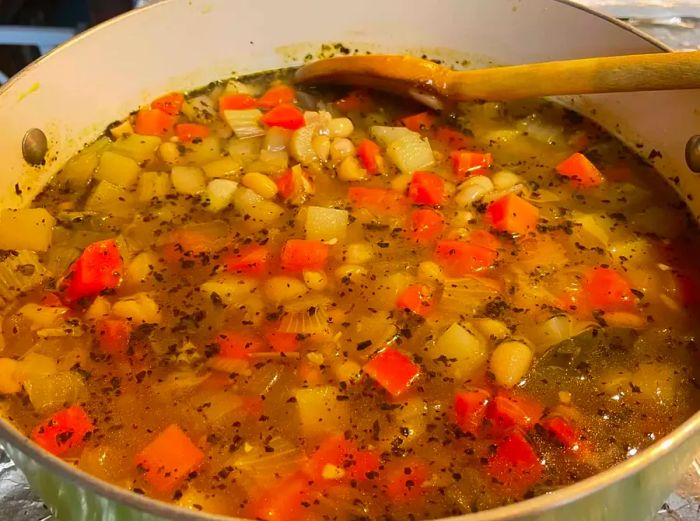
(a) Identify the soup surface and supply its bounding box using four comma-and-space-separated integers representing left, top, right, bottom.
1, 69, 699, 520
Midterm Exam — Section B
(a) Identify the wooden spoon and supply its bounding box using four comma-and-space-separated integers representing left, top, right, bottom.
295, 52, 700, 108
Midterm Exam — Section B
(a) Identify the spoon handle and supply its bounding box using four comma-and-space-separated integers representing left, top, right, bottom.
449, 51, 700, 100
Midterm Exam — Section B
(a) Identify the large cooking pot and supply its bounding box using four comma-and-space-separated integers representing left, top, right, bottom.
1, 1, 699, 520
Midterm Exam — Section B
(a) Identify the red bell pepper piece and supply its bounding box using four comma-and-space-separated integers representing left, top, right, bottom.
31, 405, 93, 456
363, 348, 420, 397
175, 122, 209, 142
409, 209, 444, 244
280, 239, 329, 272
555, 152, 604, 188
454, 388, 491, 435
61, 239, 123, 304
357, 139, 383, 175
450, 150, 493, 179
486, 429, 543, 488
434, 240, 497, 277
151, 92, 185, 116
408, 171, 445, 206
486, 194, 539, 236
225, 245, 270, 275
134, 108, 175, 136
486, 393, 544, 433
396, 284, 434, 316
265, 331, 300, 353
95, 318, 131, 356
260, 103, 305, 130
583, 266, 636, 313
257, 85, 296, 109
134, 424, 204, 494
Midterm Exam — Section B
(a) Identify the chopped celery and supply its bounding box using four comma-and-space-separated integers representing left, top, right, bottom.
136, 171, 172, 202
110, 134, 162, 163
84, 180, 136, 219
182, 94, 216, 123
0, 208, 55, 251
223, 109, 264, 139
54, 137, 110, 190
182, 136, 221, 165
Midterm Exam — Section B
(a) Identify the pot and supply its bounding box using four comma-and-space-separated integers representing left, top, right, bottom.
0, 1, 699, 520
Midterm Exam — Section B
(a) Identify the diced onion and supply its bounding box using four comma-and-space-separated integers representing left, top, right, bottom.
369, 126, 414, 147
387, 134, 434, 174
223, 109, 264, 138
205, 179, 238, 212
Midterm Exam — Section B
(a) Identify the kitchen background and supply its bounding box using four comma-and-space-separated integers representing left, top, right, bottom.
0, 0, 698, 520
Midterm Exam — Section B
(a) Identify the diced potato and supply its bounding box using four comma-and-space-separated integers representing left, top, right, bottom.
136, 171, 172, 202
109, 120, 133, 139
84, 180, 136, 218
16, 303, 68, 330
112, 293, 161, 324
0, 208, 55, 251
248, 150, 288, 173
430, 322, 487, 379
84, 296, 111, 321
158, 141, 182, 165
264, 276, 309, 304
334, 360, 362, 383
205, 179, 238, 212
490, 340, 533, 388
373, 272, 414, 310
227, 137, 262, 163
417, 261, 443, 283
295, 385, 347, 436
200, 276, 258, 307
55, 137, 110, 189
304, 206, 349, 242
124, 251, 159, 290
110, 134, 162, 163
16, 352, 57, 381
171, 166, 206, 195
0, 358, 21, 394
203, 157, 243, 179
343, 242, 374, 265
387, 134, 434, 174
24, 371, 86, 414
338, 156, 368, 182
182, 136, 222, 165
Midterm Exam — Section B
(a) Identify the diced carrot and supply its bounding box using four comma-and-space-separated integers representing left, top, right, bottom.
486, 429, 542, 489
435, 126, 473, 151
486, 194, 539, 236
40, 292, 64, 307
134, 424, 204, 494
363, 348, 420, 397
408, 171, 445, 206
224, 245, 270, 275
216, 331, 267, 359
306, 434, 380, 483
347, 187, 409, 217
383, 458, 429, 502
266, 331, 299, 353
396, 284, 434, 316
450, 150, 493, 179
454, 388, 491, 435
469, 230, 501, 251
134, 108, 175, 136
175, 123, 209, 143
246, 472, 309, 521
95, 318, 131, 356
409, 209, 444, 244
434, 240, 497, 277
486, 394, 543, 433
583, 266, 636, 312
555, 152, 604, 188
539, 416, 580, 451
61, 239, 123, 304
280, 239, 329, 272
298, 360, 323, 386
257, 85, 296, 109
219, 93, 257, 114
31, 405, 93, 456
260, 103, 305, 130
357, 139, 383, 175
274, 169, 295, 199
151, 92, 185, 116
399, 111, 437, 132
335, 90, 374, 113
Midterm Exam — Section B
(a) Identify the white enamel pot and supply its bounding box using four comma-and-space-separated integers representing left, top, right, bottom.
0, 1, 699, 520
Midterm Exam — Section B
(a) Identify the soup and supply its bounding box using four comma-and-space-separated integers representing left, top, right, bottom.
0, 69, 699, 520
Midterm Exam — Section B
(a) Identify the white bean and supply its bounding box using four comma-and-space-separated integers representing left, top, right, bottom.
490, 340, 533, 387
343, 242, 374, 264
338, 156, 367, 182
330, 138, 355, 162
242, 172, 278, 199
492, 170, 521, 191
312, 135, 331, 162
303, 270, 328, 291
328, 117, 354, 138
264, 276, 308, 304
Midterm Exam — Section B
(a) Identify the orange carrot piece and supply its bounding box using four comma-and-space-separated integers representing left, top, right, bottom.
396, 284, 434, 316
260, 103, 305, 130
435, 126, 473, 150
434, 240, 497, 276
555, 152, 604, 188
486, 194, 539, 236
357, 139, 383, 175
219, 93, 257, 114
266, 331, 300, 353
95, 318, 131, 356
175, 123, 209, 142
583, 266, 636, 312
134, 424, 204, 494
409, 209, 444, 244
216, 331, 267, 359
280, 239, 330, 271
257, 85, 296, 109
347, 187, 409, 216
31, 405, 93, 456
399, 111, 437, 132
408, 171, 445, 206
450, 150, 493, 179
224, 245, 270, 275
335, 90, 374, 112
151, 92, 185, 116
134, 108, 175, 136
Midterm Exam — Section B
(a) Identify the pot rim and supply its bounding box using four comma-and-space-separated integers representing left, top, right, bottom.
0, 1, 694, 521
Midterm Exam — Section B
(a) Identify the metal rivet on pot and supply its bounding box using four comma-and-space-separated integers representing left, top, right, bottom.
22, 128, 48, 166
687, 135, 700, 173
